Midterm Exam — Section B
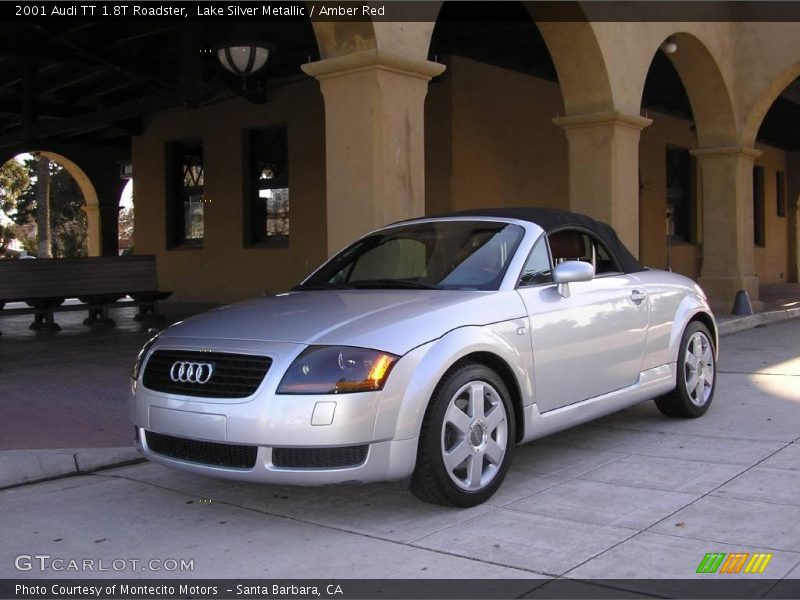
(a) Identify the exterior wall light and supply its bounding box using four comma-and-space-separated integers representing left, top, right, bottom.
214, 40, 275, 90
661, 37, 678, 54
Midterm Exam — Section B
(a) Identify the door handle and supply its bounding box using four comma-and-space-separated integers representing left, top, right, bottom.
631, 290, 647, 304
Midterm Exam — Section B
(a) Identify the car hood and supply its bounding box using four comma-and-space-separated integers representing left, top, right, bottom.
160, 290, 526, 355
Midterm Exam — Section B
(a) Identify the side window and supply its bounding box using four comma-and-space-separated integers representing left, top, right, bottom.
592, 237, 620, 274
518, 236, 552, 287
548, 229, 621, 275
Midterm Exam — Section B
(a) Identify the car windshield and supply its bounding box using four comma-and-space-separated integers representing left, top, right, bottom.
296, 221, 525, 291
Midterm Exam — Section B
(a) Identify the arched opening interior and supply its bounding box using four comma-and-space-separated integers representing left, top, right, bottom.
0, 152, 93, 258
118, 178, 133, 255
424, 1, 566, 216
753, 76, 800, 285
638, 44, 700, 277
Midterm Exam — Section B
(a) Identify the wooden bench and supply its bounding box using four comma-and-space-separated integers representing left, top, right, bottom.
0, 255, 172, 335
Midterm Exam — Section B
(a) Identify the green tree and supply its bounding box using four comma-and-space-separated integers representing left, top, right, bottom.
0, 159, 29, 216
10, 157, 87, 257
0, 159, 29, 255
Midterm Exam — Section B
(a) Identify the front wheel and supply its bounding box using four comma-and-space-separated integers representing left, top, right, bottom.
411, 363, 515, 507
655, 321, 716, 418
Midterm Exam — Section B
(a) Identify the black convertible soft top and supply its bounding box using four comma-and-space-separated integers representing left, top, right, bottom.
427, 207, 645, 274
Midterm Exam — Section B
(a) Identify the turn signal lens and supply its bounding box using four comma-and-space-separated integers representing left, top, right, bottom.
277, 346, 398, 394
131, 333, 160, 381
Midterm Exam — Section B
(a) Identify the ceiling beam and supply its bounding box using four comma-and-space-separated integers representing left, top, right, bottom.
0, 93, 182, 149
21, 56, 37, 139
0, 98, 85, 118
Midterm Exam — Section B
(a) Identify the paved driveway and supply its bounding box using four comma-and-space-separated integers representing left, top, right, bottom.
1, 319, 799, 592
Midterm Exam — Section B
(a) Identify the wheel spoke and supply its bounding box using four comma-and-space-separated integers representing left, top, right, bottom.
484, 405, 505, 433
685, 371, 699, 392
443, 440, 471, 473
484, 439, 505, 465
694, 377, 705, 401
702, 344, 713, 365
468, 383, 486, 419
691, 333, 705, 358
444, 402, 471, 435
466, 453, 483, 489
685, 352, 699, 370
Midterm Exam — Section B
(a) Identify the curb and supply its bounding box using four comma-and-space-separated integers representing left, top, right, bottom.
0, 447, 144, 490
717, 306, 800, 336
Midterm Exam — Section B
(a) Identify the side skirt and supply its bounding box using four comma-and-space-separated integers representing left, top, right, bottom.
520, 364, 677, 444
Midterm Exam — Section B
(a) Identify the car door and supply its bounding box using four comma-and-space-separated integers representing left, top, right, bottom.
515, 229, 650, 412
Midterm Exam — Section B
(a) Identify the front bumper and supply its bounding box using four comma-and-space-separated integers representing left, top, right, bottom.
129, 337, 419, 484
135, 428, 418, 484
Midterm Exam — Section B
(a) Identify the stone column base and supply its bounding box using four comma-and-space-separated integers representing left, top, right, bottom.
698, 275, 764, 314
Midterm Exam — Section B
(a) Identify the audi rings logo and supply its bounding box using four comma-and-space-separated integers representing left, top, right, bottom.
170, 361, 214, 384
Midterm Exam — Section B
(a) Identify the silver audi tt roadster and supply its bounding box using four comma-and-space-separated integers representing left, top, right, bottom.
130, 208, 718, 506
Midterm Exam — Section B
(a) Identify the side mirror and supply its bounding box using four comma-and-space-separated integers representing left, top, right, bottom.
552, 260, 595, 298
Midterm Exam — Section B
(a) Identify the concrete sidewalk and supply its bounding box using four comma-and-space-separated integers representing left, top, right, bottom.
0, 300, 798, 489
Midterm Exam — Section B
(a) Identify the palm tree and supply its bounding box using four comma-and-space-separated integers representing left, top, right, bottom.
34, 153, 52, 258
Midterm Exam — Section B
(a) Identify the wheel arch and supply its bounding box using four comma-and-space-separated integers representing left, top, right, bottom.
380, 323, 533, 444
668, 293, 719, 364
689, 311, 719, 359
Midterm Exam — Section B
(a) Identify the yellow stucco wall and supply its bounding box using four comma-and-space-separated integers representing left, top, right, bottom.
754, 145, 790, 284
132, 79, 326, 303
425, 55, 568, 213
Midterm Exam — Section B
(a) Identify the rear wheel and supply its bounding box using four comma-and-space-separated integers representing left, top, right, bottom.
655, 321, 716, 418
411, 364, 515, 507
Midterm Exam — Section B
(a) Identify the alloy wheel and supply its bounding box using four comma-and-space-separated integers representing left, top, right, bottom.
440, 380, 508, 491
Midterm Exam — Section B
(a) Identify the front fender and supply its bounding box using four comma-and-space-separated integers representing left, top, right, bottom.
373, 319, 533, 442
668, 294, 718, 363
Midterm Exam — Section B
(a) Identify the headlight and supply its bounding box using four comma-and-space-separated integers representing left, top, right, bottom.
131, 333, 160, 380
277, 346, 398, 394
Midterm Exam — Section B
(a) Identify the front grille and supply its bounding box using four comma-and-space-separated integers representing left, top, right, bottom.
142, 350, 271, 398
272, 445, 369, 469
145, 431, 257, 469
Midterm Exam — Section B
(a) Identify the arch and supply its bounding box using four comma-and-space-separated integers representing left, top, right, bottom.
309, 2, 442, 61
0, 149, 101, 256
310, 20, 378, 59
34, 151, 99, 210
420, 1, 615, 116
641, 32, 738, 147
533, 20, 615, 114
742, 61, 800, 148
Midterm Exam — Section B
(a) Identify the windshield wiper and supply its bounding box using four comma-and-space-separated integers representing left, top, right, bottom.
349, 279, 441, 290
291, 282, 354, 291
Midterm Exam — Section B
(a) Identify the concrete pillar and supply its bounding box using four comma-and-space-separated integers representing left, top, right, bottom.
98, 205, 120, 256
690, 146, 763, 311
553, 111, 652, 256
302, 49, 445, 255
81, 204, 101, 257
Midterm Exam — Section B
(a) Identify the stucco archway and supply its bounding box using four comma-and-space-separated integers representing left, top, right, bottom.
34, 151, 100, 257
645, 33, 738, 148
742, 62, 800, 149
0, 150, 101, 257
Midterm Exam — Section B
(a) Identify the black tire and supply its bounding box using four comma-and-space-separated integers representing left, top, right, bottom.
410, 363, 515, 507
655, 321, 717, 418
